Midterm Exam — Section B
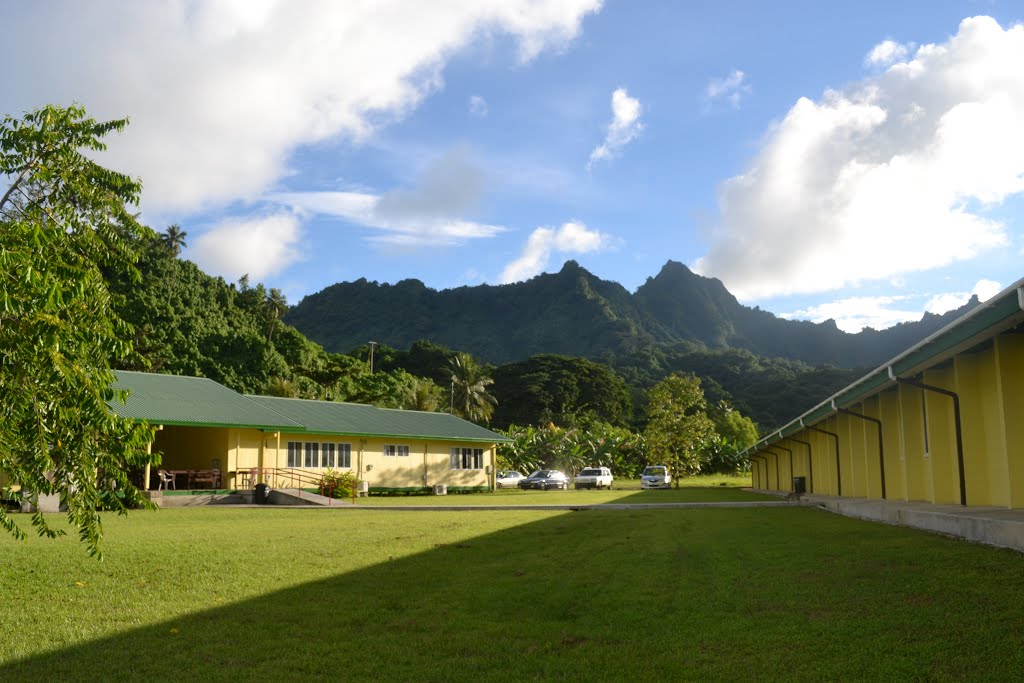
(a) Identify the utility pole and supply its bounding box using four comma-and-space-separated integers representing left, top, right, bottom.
450, 379, 454, 414
367, 341, 377, 373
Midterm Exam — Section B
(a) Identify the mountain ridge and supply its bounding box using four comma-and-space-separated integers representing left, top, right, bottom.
285, 260, 979, 368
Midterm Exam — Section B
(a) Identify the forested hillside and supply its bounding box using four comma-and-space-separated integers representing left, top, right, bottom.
286, 259, 977, 368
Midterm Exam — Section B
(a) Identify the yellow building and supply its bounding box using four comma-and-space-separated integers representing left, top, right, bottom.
111, 371, 507, 494
744, 278, 1024, 509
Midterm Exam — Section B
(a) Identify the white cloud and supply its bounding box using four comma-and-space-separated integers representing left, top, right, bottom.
588, 88, 643, 168
972, 278, 1003, 301
189, 212, 304, 282
783, 296, 921, 333
271, 145, 504, 246
469, 95, 488, 117
0, 1, 601, 214
696, 16, 1023, 300
865, 39, 911, 67
924, 278, 1004, 313
500, 220, 607, 283
273, 190, 505, 246
703, 69, 751, 110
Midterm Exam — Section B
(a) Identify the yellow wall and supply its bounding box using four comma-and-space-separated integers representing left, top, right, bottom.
955, 348, 1002, 506
151, 426, 496, 490
997, 334, 1024, 507
274, 434, 495, 489
877, 389, 904, 501
897, 384, 930, 502
153, 426, 228, 471
923, 366, 961, 505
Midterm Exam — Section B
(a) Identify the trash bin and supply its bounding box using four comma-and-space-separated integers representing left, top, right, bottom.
792, 476, 806, 494
254, 483, 270, 504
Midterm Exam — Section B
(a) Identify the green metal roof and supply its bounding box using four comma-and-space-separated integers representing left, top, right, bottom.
246, 395, 510, 443
110, 371, 304, 430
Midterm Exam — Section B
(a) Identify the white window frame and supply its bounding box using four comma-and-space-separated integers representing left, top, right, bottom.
384, 444, 410, 457
287, 441, 302, 468
450, 447, 484, 470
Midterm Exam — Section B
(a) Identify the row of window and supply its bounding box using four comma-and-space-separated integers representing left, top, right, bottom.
284, 442, 485, 471
287, 441, 352, 469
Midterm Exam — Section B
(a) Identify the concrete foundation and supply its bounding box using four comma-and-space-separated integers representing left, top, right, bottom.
756, 489, 1024, 552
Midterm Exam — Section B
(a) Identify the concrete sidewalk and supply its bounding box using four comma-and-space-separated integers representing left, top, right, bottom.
756, 489, 1024, 552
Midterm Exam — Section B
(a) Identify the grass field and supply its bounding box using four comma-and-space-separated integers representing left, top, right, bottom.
2, 495, 1023, 681
357, 474, 766, 506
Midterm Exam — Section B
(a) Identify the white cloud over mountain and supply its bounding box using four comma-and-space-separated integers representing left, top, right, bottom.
0, 1, 599, 213
696, 16, 1024, 300
501, 220, 607, 283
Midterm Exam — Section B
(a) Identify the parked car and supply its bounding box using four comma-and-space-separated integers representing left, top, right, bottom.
640, 465, 671, 489
574, 466, 613, 490
518, 470, 569, 490
495, 470, 526, 489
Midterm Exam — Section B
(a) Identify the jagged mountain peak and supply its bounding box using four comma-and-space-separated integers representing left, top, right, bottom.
285, 260, 979, 367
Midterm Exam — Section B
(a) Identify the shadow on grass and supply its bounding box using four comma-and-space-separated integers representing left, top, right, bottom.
356, 486, 779, 506
3, 506, 1024, 682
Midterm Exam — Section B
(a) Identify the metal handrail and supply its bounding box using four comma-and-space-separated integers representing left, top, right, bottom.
242, 467, 340, 501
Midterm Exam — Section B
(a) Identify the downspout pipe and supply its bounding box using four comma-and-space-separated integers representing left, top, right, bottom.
806, 425, 841, 496
769, 445, 793, 490
836, 406, 887, 499
896, 377, 967, 506
785, 437, 813, 493
764, 448, 783, 490
751, 455, 765, 489
755, 455, 770, 490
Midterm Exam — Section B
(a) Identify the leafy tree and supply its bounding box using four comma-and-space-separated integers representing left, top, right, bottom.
490, 354, 632, 429
449, 353, 497, 423
265, 287, 287, 343
0, 104, 156, 556
643, 374, 716, 483
161, 223, 187, 255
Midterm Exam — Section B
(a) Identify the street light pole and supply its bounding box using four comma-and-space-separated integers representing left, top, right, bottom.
368, 341, 377, 373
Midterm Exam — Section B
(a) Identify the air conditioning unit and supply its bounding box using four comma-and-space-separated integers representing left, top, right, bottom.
356, 480, 369, 496
433, 484, 448, 496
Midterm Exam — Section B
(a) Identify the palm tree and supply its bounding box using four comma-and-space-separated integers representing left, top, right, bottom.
161, 224, 187, 255
265, 288, 288, 343
449, 353, 497, 424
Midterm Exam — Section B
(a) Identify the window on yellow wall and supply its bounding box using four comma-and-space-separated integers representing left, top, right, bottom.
304, 442, 319, 468
322, 443, 335, 468
450, 447, 484, 470
339, 443, 352, 468
287, 441, 302, 468
383, 445, 410, 457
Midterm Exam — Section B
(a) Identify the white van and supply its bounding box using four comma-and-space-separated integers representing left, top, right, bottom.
574, 466, 613, 490
640, 465, 671, 489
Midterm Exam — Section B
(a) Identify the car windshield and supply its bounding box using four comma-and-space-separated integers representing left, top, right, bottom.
580, 469, 601, 476
643, 467, 666, 476
506, 471, 521, 478
528, 471, 547, 478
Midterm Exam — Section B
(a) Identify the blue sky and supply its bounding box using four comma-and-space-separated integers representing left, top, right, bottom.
3, 1, 1023, 332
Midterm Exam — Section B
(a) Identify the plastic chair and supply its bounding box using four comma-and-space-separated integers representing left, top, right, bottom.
158, 469, 175, 490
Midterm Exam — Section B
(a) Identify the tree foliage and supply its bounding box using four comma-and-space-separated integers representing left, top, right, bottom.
449, 352, 497, 424
0, 105, 156, 557
490, 354, 632, 430
497, 420, 647, 479
643, 374, 717, 482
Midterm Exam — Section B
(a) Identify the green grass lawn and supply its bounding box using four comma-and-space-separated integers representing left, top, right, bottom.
2, 504, 1022, 681
357, 474, 767, 506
